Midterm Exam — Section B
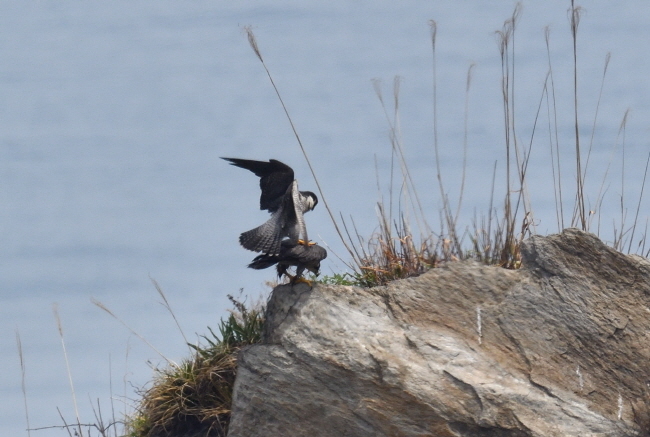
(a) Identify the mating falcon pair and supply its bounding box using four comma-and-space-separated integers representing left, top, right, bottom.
222, 157, 327, 283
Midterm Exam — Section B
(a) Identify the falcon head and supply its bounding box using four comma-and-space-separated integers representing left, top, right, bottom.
300, 191, 318, 212
303, 259, 322, 276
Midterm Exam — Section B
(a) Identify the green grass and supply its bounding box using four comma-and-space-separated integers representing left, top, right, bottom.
318, 272, 365, 286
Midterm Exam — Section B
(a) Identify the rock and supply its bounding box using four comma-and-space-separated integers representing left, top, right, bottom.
228, 229, 650, 437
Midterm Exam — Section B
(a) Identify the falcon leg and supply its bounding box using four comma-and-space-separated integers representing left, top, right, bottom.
277, 264, 294, 283
297, 239, 317, 246
290, 265, 312, 286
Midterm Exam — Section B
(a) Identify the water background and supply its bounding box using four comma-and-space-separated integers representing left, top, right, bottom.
2, 1, 649, 435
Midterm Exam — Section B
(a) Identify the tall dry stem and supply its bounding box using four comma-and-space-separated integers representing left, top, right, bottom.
150, 277, 190, 349
243, 26, 358, 268
583, 52, 611, 183
627, 152, 650, 253
570, 0, 587, 229
430, 20, 462, 254
16, 331, 31, 437
92, 298, 177, 368
544, 26, 565, 230
454, 63, 476, 225
52, 304, 82, 437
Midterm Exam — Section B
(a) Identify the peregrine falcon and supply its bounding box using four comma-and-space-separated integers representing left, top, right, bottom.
221, 158, 318, 255
248, 239, 327, 283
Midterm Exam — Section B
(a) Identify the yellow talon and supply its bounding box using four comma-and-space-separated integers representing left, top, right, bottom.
290, 276, 313, 286
297, 239, 317, 246
279, 268, 314, 286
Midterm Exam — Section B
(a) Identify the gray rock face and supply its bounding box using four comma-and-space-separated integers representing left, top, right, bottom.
228, 229, 650, 437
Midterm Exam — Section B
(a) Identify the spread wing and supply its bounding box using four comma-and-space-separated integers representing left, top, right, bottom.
239, 208, 286, 255
239, 183, 298, 255
221, 157, 294, 212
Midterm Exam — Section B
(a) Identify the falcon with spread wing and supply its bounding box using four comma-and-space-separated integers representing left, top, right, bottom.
221, 158, 318, 255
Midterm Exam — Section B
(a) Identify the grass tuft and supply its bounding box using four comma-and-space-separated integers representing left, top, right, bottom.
125, 294, 264, 437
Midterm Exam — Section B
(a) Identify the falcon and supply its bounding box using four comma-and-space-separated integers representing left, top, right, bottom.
221, 157, 318, 255
248, 240, 327, 283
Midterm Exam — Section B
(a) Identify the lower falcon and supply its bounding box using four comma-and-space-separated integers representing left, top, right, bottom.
248, 240, 327, 283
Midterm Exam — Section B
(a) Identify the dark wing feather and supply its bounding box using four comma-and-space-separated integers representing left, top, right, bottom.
221, 158, 294, 212
283, 242, 327, 264
239, 209, 286, 255
238, 184, 302, 255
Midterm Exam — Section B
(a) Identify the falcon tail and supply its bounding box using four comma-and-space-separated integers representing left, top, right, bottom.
247, 253, 278, 270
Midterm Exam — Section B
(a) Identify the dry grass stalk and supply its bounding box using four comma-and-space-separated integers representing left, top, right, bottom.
16, 330, 31, 437
52, 304, 83, 437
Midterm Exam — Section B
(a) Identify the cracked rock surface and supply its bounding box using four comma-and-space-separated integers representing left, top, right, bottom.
228, 229, 650, 437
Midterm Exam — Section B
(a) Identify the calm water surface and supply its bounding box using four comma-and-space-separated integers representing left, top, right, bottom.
1, 1, 649, 435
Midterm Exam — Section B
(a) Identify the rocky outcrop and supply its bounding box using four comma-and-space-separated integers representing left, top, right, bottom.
228, 229, 650, 437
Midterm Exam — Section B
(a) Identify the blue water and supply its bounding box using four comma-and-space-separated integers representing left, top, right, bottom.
1, 1, 649, 435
